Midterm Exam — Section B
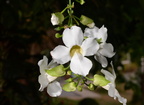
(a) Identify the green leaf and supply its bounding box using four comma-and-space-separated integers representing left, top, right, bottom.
80, 15, 94, 27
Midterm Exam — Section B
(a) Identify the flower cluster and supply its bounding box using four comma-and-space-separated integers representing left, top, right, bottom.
37, 0, 127, 105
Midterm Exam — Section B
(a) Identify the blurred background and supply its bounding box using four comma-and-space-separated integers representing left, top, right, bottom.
0, 0, 144, 105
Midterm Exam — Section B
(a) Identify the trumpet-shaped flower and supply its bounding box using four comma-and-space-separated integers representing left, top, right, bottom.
84, 25, 115, 67
51, 26, 99, 76
101, 62, 127, 105
38, 56, 62, 97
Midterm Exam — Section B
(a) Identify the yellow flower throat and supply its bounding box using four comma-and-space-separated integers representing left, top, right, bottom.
70, 45, 83, 57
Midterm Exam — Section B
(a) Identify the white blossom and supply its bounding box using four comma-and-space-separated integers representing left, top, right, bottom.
51, 26, 99, 76
101, 62, 127, 105
84, 25, 115, 67
38, 56, 62, 97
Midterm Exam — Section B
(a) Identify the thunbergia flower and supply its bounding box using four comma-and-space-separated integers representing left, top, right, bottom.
51, 26, 99, 76
38, 56, 62, 97
101, 62, 127, 105
84, 25, 115, 67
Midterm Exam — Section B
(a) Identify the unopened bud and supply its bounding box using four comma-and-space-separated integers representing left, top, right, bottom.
51, 12, 64, 25
80, 15, 95, 28
62, 82, 77, 92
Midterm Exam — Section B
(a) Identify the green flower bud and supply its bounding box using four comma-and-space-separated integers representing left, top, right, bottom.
93, 74, 110, 86
54, 27, 63, 31
65, 78, 73, 82
46, 65, 66, 77
51, 12, 64, 25
88, 83, 95, 90
67, 70, 72, 75
62, 82, 77, 92
77, 85, 83, 91
80, 0, 85, 5
55, 33, 62, 38
75, 0, 85, 5
80, 15, 95, 28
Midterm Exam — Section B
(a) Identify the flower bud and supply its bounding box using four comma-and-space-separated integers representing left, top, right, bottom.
80, 15, 95, 28
65, 78, 73, 82
55, 33, 62, 38
62, 82, 77, 92
46, 65, 66, 77
51, 12, 64, 25
67, 70, 72, 75
93, 74, 110, 86
88, 83, 95, 90
77, 85, 83, 91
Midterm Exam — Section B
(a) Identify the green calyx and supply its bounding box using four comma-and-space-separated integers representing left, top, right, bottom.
75, 0, 85, 5
93, 74, 110, 86
88, 83, 95, 90
46, 65, 66, 77
62, 82, 77, 92
53, 12, 64, 24
80, 15, 94, 27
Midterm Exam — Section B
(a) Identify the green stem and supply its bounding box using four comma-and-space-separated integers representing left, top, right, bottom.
61, 7, 68, 14
85, 76, 94, 81
68, 0, 73, 26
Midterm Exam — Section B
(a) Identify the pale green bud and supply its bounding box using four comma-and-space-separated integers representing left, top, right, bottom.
65, 78, 73, 82
80, 0, 85, 5
88, 83, 95, 90
46, 65, 66, 77
51, 12, 64, 25
77, 85, 83, 91
80, 15, 95, 28
93, 74, 110, 86
55, 33, 62, 38
54, 27, 63, 31
75, 0, 85, 5
62, 82, 77, 92
67, 70, 72, 75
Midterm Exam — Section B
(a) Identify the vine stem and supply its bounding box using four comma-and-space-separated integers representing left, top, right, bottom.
85, 76, 94, 81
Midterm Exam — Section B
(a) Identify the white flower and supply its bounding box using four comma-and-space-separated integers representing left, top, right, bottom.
51, 26, 99, 76
38, 56, 62, 97
101, 62, 127, 105
84, 25, 115, 67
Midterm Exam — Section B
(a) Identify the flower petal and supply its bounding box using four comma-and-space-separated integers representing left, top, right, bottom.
84, 26, 99, 37
108, 84, 116, 98
84, 25, 108, 43
48, 60, 58, 69
38, 74, 49, 91
38, 56, 48, 74
99, 43, 115, 58
62, 26, 83, 47
101, 69, 116, 82
94, 53, 108, 68
81, 38, 99, 56
98, 25, 108, 43
51, 45, 71, 64
70, 53, 92, 76
47, 81, 62, 97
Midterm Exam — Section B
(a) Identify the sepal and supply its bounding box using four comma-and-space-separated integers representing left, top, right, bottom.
93, 74, 110, 86
46, 65, 66, 77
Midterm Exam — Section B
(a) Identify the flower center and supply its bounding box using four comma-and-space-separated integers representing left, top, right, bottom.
70, 45, 83, 57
